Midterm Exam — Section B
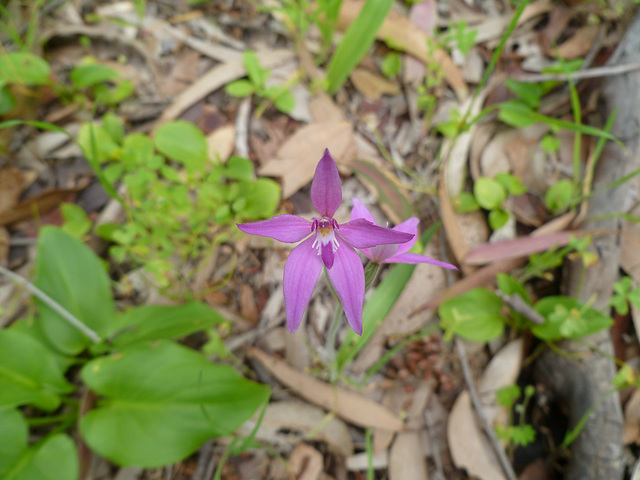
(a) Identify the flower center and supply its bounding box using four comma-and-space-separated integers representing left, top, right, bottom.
311, 217, 340, 255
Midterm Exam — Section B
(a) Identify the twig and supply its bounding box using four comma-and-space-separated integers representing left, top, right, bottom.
512, 62, 640, 83
455, 338, 518, 480
496, 291, 545, 325
235, 96, 251, 158
0, 265, 101, 343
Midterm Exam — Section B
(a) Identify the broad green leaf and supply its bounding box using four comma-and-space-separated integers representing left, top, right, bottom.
381, 52, 401, 78
60, 203, 92, 239
532, 297, 612, 340
544, 179, 575, 213
439, 288, 505, 342
325, 0, 394, 94
77, 123, 120, 164
236, 178, 281, 220
154, 120, 208, 172
0, 409, 28, 475
474, 177, 506, 210
122, 133, 154, 167
455, 192, 480, 212
225, 79, 255, 97
225, 156, 254, 181
0, 330, 73, 411
101, 112, 125, 144
495, 172, 527, 196
80, 341, 270, 467
70, 64, 119, 89
108, 302, 226, 348
273, 88, 295, 114
488, 208, 509, 230
34, 227, 115, 355
0, 53, 50, 86
94, 79, 134, 105
498, 99, 536, 128
1, 434, 77, 480
496, 273, 531, 304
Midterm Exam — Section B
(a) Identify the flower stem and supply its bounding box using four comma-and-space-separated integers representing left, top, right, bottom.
364, 261, 382, 290
325, 303, 344, 371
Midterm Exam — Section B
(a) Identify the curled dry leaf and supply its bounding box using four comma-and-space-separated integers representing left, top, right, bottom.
289, 443, 324, 480
246, 347, 404, 431
207, 125, 235, 163
623, 389, 640, 445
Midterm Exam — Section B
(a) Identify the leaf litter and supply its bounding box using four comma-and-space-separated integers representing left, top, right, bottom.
2, 0, 640, 479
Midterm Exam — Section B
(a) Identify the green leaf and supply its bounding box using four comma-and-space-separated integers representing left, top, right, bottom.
541, 134, 561, 153
1, 434, 77, 480
122, 133, 154, 167
532, 297, 613, 340
0, 52, 50, 86
236, 178, 281, 220
101, 112, 125, 145
225, 156, 254, 181
381, 52, 402, 78
0, 329, 74, 410
272, 88, 296, 114
496, 384, 521, 408
455, 192, 480, 212
154, 120, 208, 172
474, 177, 506, 210
108, 302, 226, 349
495, 172, 527, 196
439, 288, 505, 342
94, 79, 134, 105
544, 179, 575, 213
70, 64, 119, 89
0, 85, 16, 115
504, 79, 542, 109
325, 0, 394, 94
225, 79, 255, 97
489, 208, 509, 230
60, 203, 92, 239
77, 123, 120, 164
0, 409, 27, 475
80, 341, 270, 467
243, 51, 268, 88
498, 99, 536, 128
34, 227, 115, 355
496, 273, 531, 304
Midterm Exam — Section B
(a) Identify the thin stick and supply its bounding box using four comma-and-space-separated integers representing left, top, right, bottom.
424, 406, 446, 480
0, 265, 101, 343
513, 62, 640, 83
455, 338, 517, 480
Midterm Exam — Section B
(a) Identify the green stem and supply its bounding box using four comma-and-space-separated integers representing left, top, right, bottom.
26, 412, 76, 427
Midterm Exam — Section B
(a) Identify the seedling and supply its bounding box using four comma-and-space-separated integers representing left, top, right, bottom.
495, 384, 537, 450
226, 50, 295, 116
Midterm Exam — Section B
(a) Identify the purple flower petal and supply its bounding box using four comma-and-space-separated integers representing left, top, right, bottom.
310, 149, 342, 218
385, 253, 458, 269
327, 245, 365, 335
237, 215, 312, 243
368, 243, 399, 263
392, 218, 419, 255
321, 242, 335, 268
350, 198, 376, 224
283, 237, 323, 333
339, 219, 414, 249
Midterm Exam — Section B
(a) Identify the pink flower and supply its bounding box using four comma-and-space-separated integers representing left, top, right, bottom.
350, 198, 458, 269
237, 149, 413, 335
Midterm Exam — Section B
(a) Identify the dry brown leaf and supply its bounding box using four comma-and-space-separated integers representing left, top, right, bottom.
246, 347, 404, 431
0, 186, 85, 227
309, 93, 345, 123
389, 432, 428, 480
155, 49, 294, 127
0, 166, 24, 213
259, 121, 356, 199
350, 68, 401, 100
289, 444, 324, 480
448, 390, 507, 480
160, 49, 200, 98
338, 0, 467, 100
556, 24, 600, 60
207, 125, 235, 163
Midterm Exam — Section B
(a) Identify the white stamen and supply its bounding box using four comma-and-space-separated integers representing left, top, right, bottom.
311, 217, 340, 255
